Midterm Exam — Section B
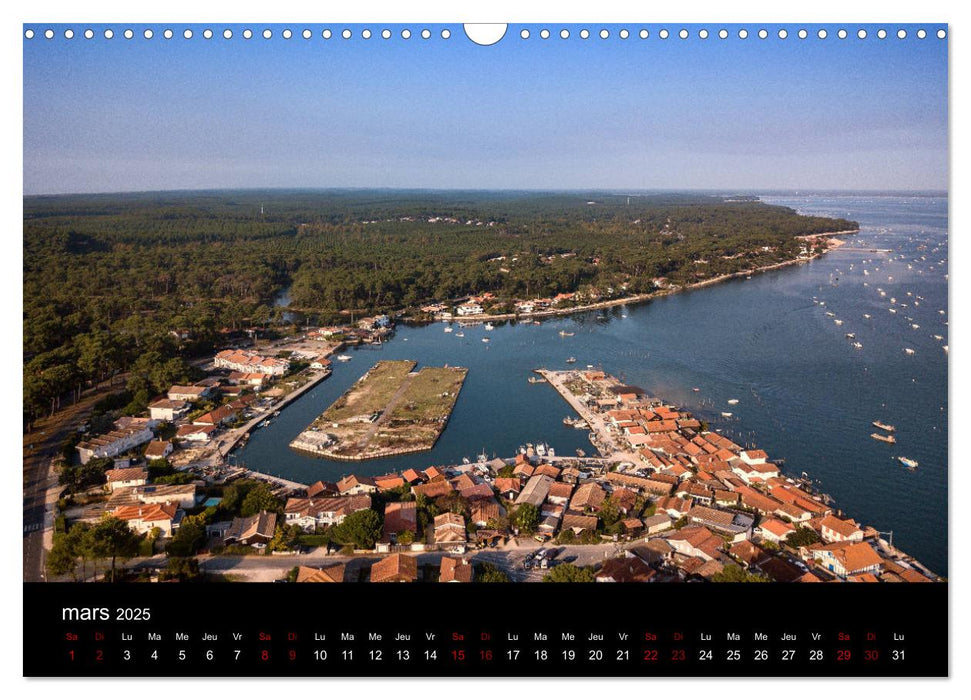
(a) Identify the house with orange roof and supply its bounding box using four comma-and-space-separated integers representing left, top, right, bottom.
144, 440, 173, 461
224, 510, 277, 547
470, 499, 502, 528
306, 480, 339, 498
401, 468, 424, 485
560, 512, 598, 534
812, 541, 884, 579
595, 554, 656, 583
665, 525, 724, 562
494, 478, 522, 500
546, 481, 574, 506
739, 449, 769, 465
382, 501, 417, 545
296, 563, 346, 583
423, 466, 446, 482
819, 514, 865, 543
105, 467, 148, 492
113, 502, 182, 536
370, 553, 418, 582
756, 518, 796, 544
570, 482, 606, 512
439, 557, 473, 582
374, 474, 407, 491
175, 423, 217, 442
337, 474, 378, 495
413, 479, 454, 499
434, 513, 467, 545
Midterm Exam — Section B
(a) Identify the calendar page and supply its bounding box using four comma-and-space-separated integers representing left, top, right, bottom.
22, 17, 948, 679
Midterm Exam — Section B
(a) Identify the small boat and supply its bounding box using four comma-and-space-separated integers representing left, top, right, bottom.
566, 357, 577, 364
484, 323, 495, 331
455, 332, 465, 337
727, 399, 739, 405
444, 326, 453, 333
535, 443, 547, 457
482, 337, 490, 343
337, 354, 352, 362
863, 314, 871, 319
911, 324, 920, 329
845, 333, 856, 339
852, 342, 863, 349
576, 448, 586, 458
834, 319, 843, 326
462, 457, 471, 464
898, 457, 919, 469
889, 308, 897, 314
692, 387, 700, 392
825, 311, 835, 317
528, 376, 547, 384
943, 345, 948, 354
904, 348, 915, 355
559, 330, 575, 337
871, 432, 896, 444
933, 334, 943, 341
872, 421, 896, 432
721, 412, 733, 418
477, 451, 488, 463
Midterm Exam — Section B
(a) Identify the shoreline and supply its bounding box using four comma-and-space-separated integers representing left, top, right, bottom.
398, 229, 860, 324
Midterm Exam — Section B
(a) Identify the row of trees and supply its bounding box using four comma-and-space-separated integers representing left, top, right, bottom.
47, 516, 142, 582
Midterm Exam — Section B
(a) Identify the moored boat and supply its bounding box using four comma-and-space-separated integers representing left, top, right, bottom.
871, 432, 896, 444
898, 457, 919, 469
872, 420, 896, 432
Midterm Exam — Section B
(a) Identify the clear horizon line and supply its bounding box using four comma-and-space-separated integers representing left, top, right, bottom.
23, 186, 950, 199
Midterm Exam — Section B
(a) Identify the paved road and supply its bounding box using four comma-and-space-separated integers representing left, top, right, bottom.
23, 381, 126, 581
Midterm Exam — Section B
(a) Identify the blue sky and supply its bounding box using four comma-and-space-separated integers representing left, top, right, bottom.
22, 24, 948, 194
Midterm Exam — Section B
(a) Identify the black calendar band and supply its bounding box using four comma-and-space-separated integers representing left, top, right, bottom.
23, 582, 947, 677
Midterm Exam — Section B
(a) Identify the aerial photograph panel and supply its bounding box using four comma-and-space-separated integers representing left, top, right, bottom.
23, 24, 947, 586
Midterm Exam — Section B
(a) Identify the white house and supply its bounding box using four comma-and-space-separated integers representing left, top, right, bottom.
148, 398, 189, 422
77, 420, 155, 465
104, 467, 148, 492
456, 303, 484, 316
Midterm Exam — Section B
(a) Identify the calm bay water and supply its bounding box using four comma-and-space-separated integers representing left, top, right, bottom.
240, 194, 948, 574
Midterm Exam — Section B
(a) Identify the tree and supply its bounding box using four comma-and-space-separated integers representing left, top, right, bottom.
475, 563, 510, 583
269, 524, 303, 552
47, 533, 80, 580
542, 563, 595, 582
240, 483, 282, 517
332, 509, 383, 549
785, 526, 821, 548
90, 515, 141, 582
396, 530, 415, 545
163, 557, 201, 581
556, 529, 577, 545
598, 496, 621, 528
710, 564, 771, 583
166, 516, 207, 557
512, 503, 540, 534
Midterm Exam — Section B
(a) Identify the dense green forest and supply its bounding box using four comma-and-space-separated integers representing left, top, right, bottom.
23, 190, 855, 426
